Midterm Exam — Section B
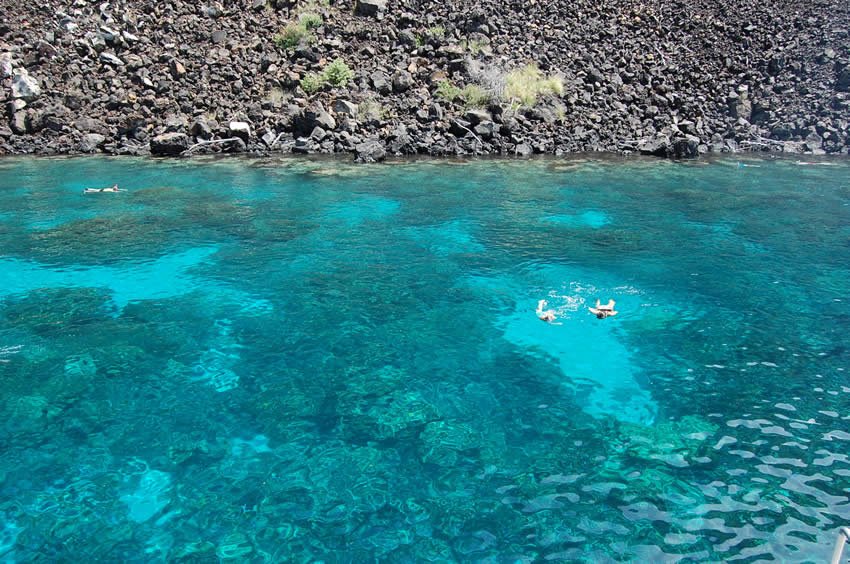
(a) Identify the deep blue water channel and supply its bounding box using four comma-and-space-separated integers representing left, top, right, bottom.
0, 155, 849, 561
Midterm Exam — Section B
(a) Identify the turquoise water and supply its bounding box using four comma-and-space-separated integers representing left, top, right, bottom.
0, 155, 849, 561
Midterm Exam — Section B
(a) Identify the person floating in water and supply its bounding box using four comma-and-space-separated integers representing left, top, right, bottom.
83, 184, 123, 194
536, 299, 557, 323
588, 299, 618, 319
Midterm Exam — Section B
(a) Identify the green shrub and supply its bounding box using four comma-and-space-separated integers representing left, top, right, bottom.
300, 72, 324, 94
322, 58, 354, 87
435, 80, 461, 102
460, 84, 490, 109
505, 64, 563, 107
299, 12, 323, 30
274, 21, 310, 50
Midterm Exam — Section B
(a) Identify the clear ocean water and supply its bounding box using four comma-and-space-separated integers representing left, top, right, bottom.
0, 155, 848, 562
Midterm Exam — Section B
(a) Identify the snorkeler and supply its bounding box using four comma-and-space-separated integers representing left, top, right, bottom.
588, 299, 618, 319
83, 184, 123, 194
536, 299, 557, 323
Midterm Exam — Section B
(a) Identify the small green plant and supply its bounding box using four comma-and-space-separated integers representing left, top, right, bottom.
322, 58, 353, 87
460, 84, 490, 109
358, 98, 384, 122
554, 104, 567, 122
504, 64, 563, 107
300, 72, 324, 94
461, 38, 489, 55
266, 86, 287, 107
274, 21, 310, 50
435, 80, 461, 102
427, 25, 445, 39
298, 12, 323, 30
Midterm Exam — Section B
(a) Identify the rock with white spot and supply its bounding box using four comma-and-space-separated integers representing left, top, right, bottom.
228, 121, 251, 143
99, 52, 124, 66
11, 70, 41, 100
0, 52, 13, 78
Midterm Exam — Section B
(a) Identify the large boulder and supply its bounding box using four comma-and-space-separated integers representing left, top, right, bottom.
189, 118, 213, 139
670, 135, 701, 159
228, 121, 251, 143
392, 70, 413, 92
333, 99, 358, 117
637, 134, 670, 157
464, 109, 491, 125
293, 104, 336, 136
79, 133, 106, 153
74, 117, 108, 134
10, 111, 29, 134
11, 70, 40, 100
354, 0, 386, 18
150, 132, 189, 156
370, 71, 391, 95
388, 124, 411, 153
354, 138, 386, 163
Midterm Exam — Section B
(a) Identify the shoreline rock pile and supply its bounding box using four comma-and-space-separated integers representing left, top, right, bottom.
1, 0, 849, 160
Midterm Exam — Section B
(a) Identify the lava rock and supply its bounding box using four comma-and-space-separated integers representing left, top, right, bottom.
294, 104, 336, 136
354, 0, 386, 18
333, 99, 358, 117
638, 134, 670, 157
79, 133, 106, 153
354, 138, 386, 162
11, 70, 40, 100
370, 71, 391, 95
150, 132, 189, 156
229, 121, 251, 143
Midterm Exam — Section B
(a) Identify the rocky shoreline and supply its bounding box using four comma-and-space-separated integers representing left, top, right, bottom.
1, 0, 849, 161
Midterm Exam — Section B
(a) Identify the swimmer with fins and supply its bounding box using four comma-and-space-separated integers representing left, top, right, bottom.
536, 299, 558, 323
588, 299, 618, 319
83, 184, 123, 194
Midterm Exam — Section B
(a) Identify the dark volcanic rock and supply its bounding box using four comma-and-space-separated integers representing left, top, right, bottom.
1, 0, 848, 159
837, 67, 850, 92
671, 135, 701, 159
150, 133, 189, 156
354, 138, 386, 162
638, 135, 670, 158
294, 104, 336, 137
354, 0, 386, 18
79, 133, 105, 153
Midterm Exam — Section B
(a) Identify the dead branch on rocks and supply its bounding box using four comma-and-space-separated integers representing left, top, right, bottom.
181, 137, 242, 156
455, 123, 483, 148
